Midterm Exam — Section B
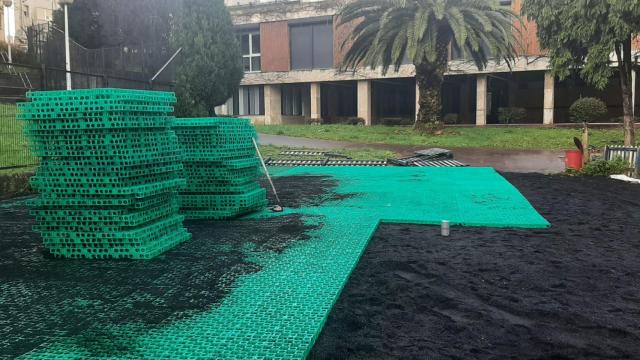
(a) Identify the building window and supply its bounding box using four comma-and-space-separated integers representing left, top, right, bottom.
282, 84, 307, 116
225, 85, 264, 116
239, 32, 261, 72
290, 21, 333, 70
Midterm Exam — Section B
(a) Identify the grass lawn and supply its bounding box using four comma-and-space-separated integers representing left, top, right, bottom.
258, 145, 398, 160
256, 124, 638, 151
0, 103, 38, 175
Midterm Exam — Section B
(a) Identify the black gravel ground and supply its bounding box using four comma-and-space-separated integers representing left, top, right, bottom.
309, 173, 640, 360
3, 173, 639, 359
0, 175, 340, 358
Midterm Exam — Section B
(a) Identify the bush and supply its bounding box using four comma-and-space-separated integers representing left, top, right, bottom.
569, 97, 608, 123
497, 107, 527, 124
580, 157, 630, 176
0, 41, 35, 65
380, 117, 413, 126
341, 117, 365, 126
443, 113, 459, 124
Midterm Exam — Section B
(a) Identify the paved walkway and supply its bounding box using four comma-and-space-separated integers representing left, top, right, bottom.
258, 134, 565, 174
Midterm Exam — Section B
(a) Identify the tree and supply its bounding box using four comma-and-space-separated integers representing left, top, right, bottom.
522, 0, 639, 146
50, 0, 180, 80
338, 0, 519, 132
171, 0, 243, 117
53, 0, 178, 49
52, 0, 102, 48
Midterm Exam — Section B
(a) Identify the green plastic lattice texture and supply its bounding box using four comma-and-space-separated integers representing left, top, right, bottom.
20, 88, 190, 259
173, 118, 267, 219
20, 166, 549, 358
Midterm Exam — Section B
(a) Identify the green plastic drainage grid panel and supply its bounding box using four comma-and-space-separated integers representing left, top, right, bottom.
21, 167, 550, 359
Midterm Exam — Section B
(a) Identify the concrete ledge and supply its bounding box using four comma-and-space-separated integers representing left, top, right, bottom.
240, 57, 552, 86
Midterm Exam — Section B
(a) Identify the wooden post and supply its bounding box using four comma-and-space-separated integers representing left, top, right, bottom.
40, 64, 47, 90
582, 122, 589, 165
634, 148, 639, 178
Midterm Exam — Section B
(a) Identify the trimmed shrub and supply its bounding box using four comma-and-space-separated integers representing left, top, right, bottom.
343, 117, 365, 126
580, 157, 630, 176
443, 113, 459, 124
380, 117, 413, 126
569, 97, 608, 123
498, 107, 527, 124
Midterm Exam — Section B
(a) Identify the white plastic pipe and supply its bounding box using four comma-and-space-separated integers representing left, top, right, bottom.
64, 4, 72, 90
441, 220, 450, 237
252, 137, 281, 206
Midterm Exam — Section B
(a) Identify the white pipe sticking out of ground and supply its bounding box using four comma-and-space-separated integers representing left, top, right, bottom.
610, 175, 640, 184
252, 138, 283, 212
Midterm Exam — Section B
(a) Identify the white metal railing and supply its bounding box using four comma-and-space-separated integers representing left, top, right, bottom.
0, 51, 33, 89
604, 145, 639, 177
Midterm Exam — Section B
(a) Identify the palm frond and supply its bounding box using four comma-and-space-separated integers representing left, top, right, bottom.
338, 0, 520, 72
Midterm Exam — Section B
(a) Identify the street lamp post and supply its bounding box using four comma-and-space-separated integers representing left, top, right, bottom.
2, 0, 13, 63
57, 0, 74, 90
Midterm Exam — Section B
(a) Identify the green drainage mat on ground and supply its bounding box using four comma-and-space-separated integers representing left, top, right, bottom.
19, 167, 549, 359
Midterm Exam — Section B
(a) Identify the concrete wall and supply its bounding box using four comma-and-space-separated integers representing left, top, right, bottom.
2, 0, 57, 47
244, 114, 306, 125
243, 115, 266, 126
281, 115, 307, 124
229, 0, 339, 26
226, 0, 640, 127
241, 57, 551, 86
231, 0, 552, 87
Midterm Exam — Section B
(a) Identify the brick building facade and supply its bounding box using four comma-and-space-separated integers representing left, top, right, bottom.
218, 0, 639, 126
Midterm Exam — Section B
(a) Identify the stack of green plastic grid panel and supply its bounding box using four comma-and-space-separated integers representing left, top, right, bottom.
173, 118, 267, 219
18, 88, 191, 259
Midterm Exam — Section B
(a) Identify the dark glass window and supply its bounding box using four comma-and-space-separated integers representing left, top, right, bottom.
241, 35, 250, 54
290, 21, 334, 70
282, 84, 307, 116
225, 85, 264, 116
252, 34, 260, 53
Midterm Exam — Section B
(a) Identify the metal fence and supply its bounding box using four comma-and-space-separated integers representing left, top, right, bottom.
604, 145, 639, 178
0, 61, 174, 171
0, 97, 37, 171
27, 23, 175, 84
0, 20, 177, 172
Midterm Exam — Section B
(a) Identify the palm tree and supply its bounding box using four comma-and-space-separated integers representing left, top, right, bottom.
338, 0, 520, 131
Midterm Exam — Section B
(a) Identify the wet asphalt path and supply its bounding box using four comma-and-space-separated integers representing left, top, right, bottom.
258, 134, 565, 174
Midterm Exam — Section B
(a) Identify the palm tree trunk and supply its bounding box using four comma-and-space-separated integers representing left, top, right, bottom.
414, 46, 448, 132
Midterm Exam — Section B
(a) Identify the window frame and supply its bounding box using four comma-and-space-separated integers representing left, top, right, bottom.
240, 31, 261, 73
